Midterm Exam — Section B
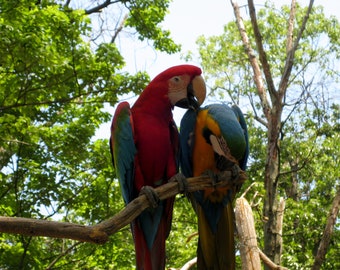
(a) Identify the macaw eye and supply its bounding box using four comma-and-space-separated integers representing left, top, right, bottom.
172, 76, 180, 82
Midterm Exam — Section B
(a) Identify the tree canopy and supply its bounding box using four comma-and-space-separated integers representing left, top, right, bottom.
0, 0, 192, 268
0, 0, 339, 269
192, 1, 339, 269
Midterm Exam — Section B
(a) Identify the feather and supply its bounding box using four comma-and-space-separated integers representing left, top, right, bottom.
180, 103, 249, 270
110, 65, 206, 270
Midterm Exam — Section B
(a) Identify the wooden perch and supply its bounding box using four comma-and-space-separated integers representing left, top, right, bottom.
0, 171, 245, 244
235, 197, 288, 270
235, 197, 261, 269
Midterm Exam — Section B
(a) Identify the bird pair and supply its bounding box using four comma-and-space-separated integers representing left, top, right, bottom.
110, 65, 249, 270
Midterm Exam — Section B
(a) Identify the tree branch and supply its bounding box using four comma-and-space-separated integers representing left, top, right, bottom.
230, 0, 271, 121
0, 171, 246, 244
278, 0, 315, 97
45, 242, 82, 270
248, 92, 268, 127
247, 0, 277, 101
286, 0, 296, 56
180, 257, 197, 270
64, 0, 71, 8
312, 186, 340, 270
169, 257, 197, 270
111, 13, 128, 43
258, 249, 289, 270
0, 87, 113, 111
85, 0, 121, 15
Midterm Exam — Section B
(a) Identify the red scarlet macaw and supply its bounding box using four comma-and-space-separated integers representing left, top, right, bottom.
180, 103, 249, 269
110, 65, 206, 270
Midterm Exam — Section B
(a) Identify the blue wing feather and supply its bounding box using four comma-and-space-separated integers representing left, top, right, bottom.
179, 109, 197, 177
206, 104, 247, 163
110, 101, 136, 204
179, 103, 249, 269
231, 104, 249, 171
180, 103, 249, 233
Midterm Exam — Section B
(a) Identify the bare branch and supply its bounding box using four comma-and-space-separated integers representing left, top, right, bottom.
85, 0, 121, 15
258, 249, 289, 270
230, 0, 271, 121
278, 0, 315, 97
312, 186, 340, 270
0, 171, 246, 243
240, 181, 257, 198
45, 242, 82, 270
64, 0, 71, 8
248, 92, 268, 127
186, 232, 198, 243
180, 257, 197, 270
111, 14, 128, 43
278, 146, 314, 177
286, 0, 296, 55
169, 257, 197, 270
247, 0, 277, 101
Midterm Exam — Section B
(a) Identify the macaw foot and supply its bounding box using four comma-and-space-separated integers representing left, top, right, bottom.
230, 163, 241, 181
215, 164, 241, 183
139, 186, 159, 208
169, 173, 188, 195
202, 170, 218, 186
216, 154, 235, 171
203, 164, 240, 188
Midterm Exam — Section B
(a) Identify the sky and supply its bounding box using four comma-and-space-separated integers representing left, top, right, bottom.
95, 0, 340, 139
120, 0, 340, 77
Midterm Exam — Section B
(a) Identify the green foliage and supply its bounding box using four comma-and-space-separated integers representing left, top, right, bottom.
0, 0, 181, 268
279, 104, 340, 269
193, 1, 340, 269
166, 196, 198, 268
125, 0, 181, 53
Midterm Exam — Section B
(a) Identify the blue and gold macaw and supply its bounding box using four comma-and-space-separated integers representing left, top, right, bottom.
180, 103, 249, 269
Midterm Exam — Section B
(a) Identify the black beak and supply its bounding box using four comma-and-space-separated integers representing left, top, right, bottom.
175, 82, 200, 110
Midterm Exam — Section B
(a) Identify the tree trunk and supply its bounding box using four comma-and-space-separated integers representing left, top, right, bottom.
230, 0, 314, 267
286, 159, 299, 200
312, 187, 340, 270
263, 106, 283, 267
235, 197, 261, 270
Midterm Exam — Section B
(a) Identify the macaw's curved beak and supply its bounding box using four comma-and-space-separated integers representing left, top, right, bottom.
175, 75, 206, 110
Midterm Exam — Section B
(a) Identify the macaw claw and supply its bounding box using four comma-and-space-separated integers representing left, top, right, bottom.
139, 186, 160, 208
202, 165, 241, 188
230, 164, 240, 181
169, 173, 188, 194
202, 170, 219, 186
